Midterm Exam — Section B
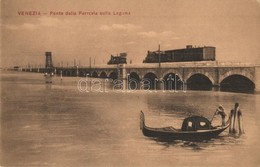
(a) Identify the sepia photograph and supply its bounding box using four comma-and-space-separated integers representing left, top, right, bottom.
1, 0, 260, 166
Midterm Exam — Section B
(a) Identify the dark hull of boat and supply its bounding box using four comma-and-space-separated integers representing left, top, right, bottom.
142, 126, 228, 141
140, 111, 230, 141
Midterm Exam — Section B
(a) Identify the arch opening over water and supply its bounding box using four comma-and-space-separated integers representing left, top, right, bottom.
64, 70, 71, 76
187, 74, 213, 90
79, 71, 85, 77
163, 73, 183, 90
220, 74, 255, 93
85, 71, 90, 77
79, 71, 90, 77
100, 71, 108, 78
128, 72, 141, 90
109, 72, 118, 80
70, 71, 76, 77
143, 72, 158, 90
92, 71, 98, 78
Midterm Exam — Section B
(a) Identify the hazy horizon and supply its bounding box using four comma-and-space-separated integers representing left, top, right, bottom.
1, 0, 260, 67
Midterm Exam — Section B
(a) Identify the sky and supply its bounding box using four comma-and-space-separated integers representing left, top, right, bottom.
1, 0, 260, 67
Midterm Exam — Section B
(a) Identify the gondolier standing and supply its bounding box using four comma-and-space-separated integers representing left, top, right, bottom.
213, 105, 226, 126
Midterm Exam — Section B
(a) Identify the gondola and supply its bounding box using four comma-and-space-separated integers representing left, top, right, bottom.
140, 111, 230, 141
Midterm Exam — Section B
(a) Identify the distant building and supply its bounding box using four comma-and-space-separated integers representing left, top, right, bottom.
107, 52, 127, 65
13, 66, 21, 71
143, 45, 216, 63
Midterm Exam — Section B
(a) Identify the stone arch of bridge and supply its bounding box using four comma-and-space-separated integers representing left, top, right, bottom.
127, 70, 142, 80
91, 71, 99, 77
79, 70, 85, 77
161, 70, 184, 82
108, 71, 118, 80
128, 71, 141, 81
127, 72, 141, 90
106, 70, 116, 76
78, 70, 90, 77
62, 70, 69, 76
65, 69, 72, 76
140, 70, 159, 79
185, 72, 215, 85
186, 73, 214, 90
71, 70, 77, 76
100, 71, 108, 78
219, 70, 254, 84
162, 72, 184, 90
142, 72, 159, 90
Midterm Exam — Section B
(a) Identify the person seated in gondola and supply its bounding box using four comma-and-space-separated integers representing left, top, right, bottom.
213, 105, 226, 126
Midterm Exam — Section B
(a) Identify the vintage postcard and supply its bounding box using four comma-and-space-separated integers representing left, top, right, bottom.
1, 0, 260, 166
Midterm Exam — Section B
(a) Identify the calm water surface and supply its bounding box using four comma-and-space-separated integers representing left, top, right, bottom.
1, 71, 260, 167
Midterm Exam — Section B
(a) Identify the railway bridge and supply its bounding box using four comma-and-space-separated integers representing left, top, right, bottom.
24, 61, 260, 92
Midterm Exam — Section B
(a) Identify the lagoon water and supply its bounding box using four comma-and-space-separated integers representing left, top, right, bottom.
1, 71, 260, 167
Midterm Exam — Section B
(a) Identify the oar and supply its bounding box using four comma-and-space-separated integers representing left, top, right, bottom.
210, 113, 216, 123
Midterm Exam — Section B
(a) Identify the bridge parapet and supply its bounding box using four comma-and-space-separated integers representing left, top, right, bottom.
125, 61, 254, 69
218, 67, 255, 83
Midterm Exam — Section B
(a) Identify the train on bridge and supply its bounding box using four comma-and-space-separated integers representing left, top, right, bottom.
143, 45, 215, 63
107, 53, 127, 65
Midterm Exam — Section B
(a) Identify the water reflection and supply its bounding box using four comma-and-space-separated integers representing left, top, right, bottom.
151, 133, 245, 151
220, 87, 255, 94
1, 71, 260, 167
